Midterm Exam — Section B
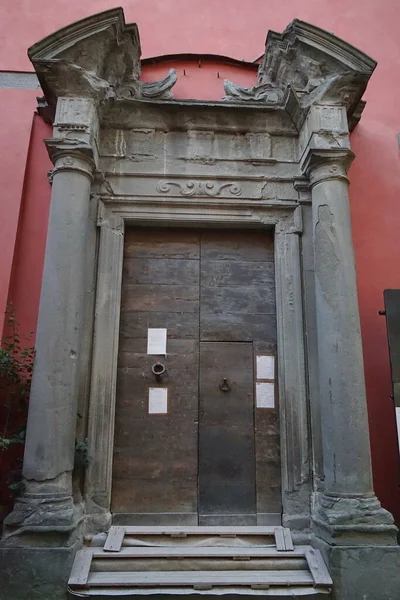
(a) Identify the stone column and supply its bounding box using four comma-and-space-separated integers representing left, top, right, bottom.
4, 99, 96, 537
300, 105, 396, 545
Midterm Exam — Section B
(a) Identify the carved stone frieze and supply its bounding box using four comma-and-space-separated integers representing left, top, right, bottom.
156, 180, 242, 197
224, 20, 376, 130
28, 9, 177, 122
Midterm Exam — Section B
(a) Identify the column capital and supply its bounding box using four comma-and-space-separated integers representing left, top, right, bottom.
301, 148, 355, 187
45, 138, 95, 182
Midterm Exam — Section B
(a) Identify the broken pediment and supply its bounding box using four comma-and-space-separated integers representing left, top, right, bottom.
29, 9, 376, 131
28, 8, 177, 116
224, 20, 376, 130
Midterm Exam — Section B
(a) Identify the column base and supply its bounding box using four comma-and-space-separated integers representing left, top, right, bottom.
1, 477, 84, 547
312, 492, 397, 546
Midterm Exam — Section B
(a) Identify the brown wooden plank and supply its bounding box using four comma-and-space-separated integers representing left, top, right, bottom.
200, 312, 276, 343
201, 260, 275, 287
201, 230, 274, 261
113, 415, 198, 467
201, 285, 275, 315
119, 311, 198, 341
104, 526, 125, 552
125, 228, 200, 259
68, 548, 93, 586
305, 548, 333, 587
111, 478, 198, 514
123, 258, 199, 286
121, 284, 199, 313
87, 570, 314, 587
117, 338, 198, 367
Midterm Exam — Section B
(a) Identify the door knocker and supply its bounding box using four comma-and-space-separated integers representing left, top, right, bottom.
152, 362, 166, 382
219, 377, 231, 392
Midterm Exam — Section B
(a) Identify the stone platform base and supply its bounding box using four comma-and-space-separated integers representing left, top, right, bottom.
0, 546, 76, 600
0, 543, 399, 600
316, 543, 400, 600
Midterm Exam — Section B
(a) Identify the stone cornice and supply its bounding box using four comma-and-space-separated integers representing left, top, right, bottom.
224, 20, 376, 131
28, 9, 177, 122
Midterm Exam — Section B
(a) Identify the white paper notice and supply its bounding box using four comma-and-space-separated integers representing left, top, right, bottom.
147, 328, 167, 355
149, 387, 168, 414
256, 382, 275, 408
256, 355, 275, 380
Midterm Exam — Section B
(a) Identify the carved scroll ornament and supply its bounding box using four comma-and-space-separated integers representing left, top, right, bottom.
156, 180, 242, 197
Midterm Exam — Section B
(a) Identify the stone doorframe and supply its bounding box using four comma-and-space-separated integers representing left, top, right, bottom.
85, 197, 308, 532
3, 8, 397, 549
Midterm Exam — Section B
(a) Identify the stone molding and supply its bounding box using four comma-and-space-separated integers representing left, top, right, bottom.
84, 197, 310, 532
224, 20, 376, 131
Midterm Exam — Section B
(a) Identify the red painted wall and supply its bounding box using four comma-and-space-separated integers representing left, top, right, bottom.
1, 0, 400, 522
0, 90, 38, 335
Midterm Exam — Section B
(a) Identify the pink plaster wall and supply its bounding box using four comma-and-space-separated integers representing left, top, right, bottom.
1, 0, 400, 521
0, 89, 39, 335
6, 114, 52, 342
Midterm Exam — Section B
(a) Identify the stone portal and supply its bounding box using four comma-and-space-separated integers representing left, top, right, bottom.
1, 9, 399, 600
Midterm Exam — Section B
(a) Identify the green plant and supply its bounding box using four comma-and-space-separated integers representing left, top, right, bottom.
74, 438, 92, 470
0, 304, 34, 504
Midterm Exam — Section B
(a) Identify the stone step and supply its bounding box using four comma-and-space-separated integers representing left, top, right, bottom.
104, 525, 294, 552
68, 528, 333, 597
92, 545, 307, 558
87, 569, 315, 588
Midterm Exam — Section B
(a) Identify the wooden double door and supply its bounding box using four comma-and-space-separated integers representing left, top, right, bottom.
112, 227, 281, 525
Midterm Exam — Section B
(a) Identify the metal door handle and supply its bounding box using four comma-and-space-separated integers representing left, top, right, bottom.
219, 377, 231, 392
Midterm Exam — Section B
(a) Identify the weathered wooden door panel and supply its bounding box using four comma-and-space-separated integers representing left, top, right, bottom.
112, 228, 200, 520
253, 341, 281, 520
198, 342, 256, 523
113, 227, 281, 524
200, 230, 276, 343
